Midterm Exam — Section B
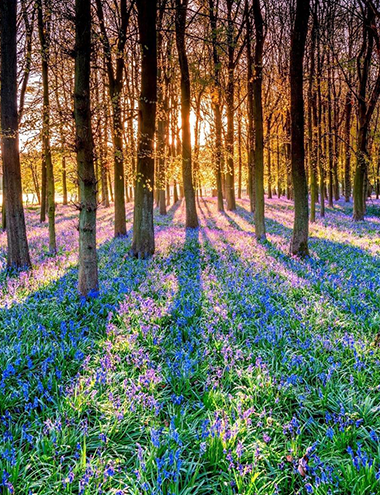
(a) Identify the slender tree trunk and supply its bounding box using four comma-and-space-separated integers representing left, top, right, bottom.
309, 14, 317, 223
40, 155, 47, 222
376, 149, 380, 199
327, 53, 334, 208
37, 0, 56, 253
251, 0, 266, 240
209, 0, 224, 212
277, 132, 281, 199
75, 0, 98, 296
95, 0, 128, 236
111, 83, 127, 235
131, 0, 157, 257
316, 33, 325, 218
225, 0, 236, 211
175, 0, 198, 228
19, 0, 35, 124
173, 178, 179, 203
1, 0, 31, 268
238, 115, 242, 200
290, 0, 310, 256
54, 66, 68, 206
156, 8, 167, 216
267, 118, 272, 200
333, 76, 340, 201
246, 2, 255, 213
344, 91, 352, 202
353, 126, 368, 220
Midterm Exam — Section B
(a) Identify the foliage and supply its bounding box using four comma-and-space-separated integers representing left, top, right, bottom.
0, 198, 379, 494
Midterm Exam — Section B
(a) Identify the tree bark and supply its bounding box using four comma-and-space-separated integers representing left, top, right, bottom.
309, 11, 317, 223
1, 0, 31, 269
290, 0, 310, 256
252, 0, 266, 240
209, 0, 224, 211
246, 1, 255, 213
344, 90, 352, 202
131, 0, 157, 257
175, 0, 198, 228
327, 51, 334, 208
95, 0, 130, 236
75, 0, 98, 296
37, 0, 56, 252
225, 0, 236, 211
353, 4, 380, 221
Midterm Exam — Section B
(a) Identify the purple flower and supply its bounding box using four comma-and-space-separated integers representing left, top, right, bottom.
263, 433, 271, 443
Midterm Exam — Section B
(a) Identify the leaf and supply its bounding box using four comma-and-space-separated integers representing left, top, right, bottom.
251, 472, 259, 484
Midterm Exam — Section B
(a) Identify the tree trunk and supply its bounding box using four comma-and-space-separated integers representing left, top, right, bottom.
251, 0, 266, 240
175, 0, 198, 228
95, 0, 128, 236
290, 0, 310, 256
267, 122, 272, 200
111, 84, 127, 235
327, 52, 334, 208
1, 0, 31, 269
75, 0, 98, 296
246, 2, 255, 214
309, 14, 317, 223
54, 63, 68, 206
131, 0, 157, 257
277, 132, 281, 199
353, 126, 368, 221
344, 91, 352, 202
376, 149, 380, 199
225, 0, 236, 211
352, 5, 380, 221
37, 0, 56, 254
40, 156, 47, 222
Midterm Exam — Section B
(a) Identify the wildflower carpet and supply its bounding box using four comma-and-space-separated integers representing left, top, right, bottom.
0, 198, 380, 494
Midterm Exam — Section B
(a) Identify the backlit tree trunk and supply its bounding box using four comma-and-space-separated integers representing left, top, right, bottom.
252, 0, 266, 240
1, 0, 31, 269
209, 0, 224, 212
75, 0, 98, 296
37, 0, 56, 254
225, 0, 236, 211
290, 0, 310, 256
131, 0, 157, 257
175, 0, 199, 228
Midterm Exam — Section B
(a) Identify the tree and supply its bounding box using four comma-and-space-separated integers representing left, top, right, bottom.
156, 0, 169, 216
208, 0, 224, 212
75, 0, 98, 296
289, 0, 310, 256
131, 0, 158, 257
252, 0, 266, 241
1, 0, 31, 269
37, 0, 56, 254
175, 0, 199, 228
352, 1, 380, 221
95, 0, 132, 236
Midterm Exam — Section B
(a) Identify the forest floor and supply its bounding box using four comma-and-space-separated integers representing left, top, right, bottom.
0, 197, 380, 495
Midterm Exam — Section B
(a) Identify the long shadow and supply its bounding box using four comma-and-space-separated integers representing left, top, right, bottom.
197, 198, 220, 230
154, 199, 185, 230
1, 196, 379, 492
164, 227, 203, 397
214, 198, 380, 331
0, 222, 158, 490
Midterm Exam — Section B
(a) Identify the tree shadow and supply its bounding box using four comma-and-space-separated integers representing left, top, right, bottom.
164, 227, 203, 393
